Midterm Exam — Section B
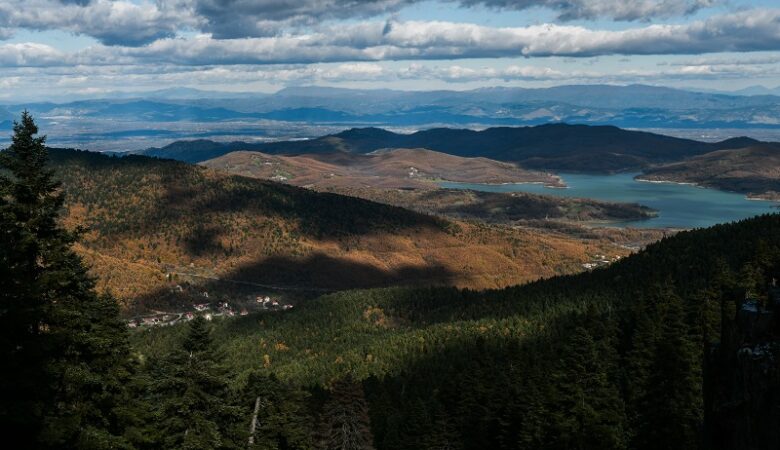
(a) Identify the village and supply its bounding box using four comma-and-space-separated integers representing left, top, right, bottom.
581, 253, 623, 270
127, 293, 294, 329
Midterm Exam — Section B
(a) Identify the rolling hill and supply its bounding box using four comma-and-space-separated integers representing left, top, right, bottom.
142, 124, 761, 172
201, 148, 564, 188
49, 148, 634, 310
200, 148, 657, 226
638, 144, 780, 200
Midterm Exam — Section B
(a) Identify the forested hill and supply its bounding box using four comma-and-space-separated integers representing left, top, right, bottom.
47, 148, 626, 305
136, 213, 780, 449
140, 124, 761, 172
639, 143, 780, 200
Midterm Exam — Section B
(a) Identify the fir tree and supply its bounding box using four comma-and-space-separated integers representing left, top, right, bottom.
317, 376, 375, 450
0, 112, 131, 448
549, 326, 626, 450
153, 316, 242, 450
245, 372, 314, 450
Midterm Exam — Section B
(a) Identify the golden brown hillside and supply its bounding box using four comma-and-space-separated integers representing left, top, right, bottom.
51, 149, 638, 312
201, 148, 563, 189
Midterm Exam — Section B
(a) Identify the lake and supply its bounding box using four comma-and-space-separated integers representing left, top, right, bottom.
439, 173, 780, 229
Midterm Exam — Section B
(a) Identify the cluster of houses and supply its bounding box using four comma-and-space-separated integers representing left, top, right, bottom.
127, 294, 295, 328
256, 296, 294, 311
582, 254, 622, 270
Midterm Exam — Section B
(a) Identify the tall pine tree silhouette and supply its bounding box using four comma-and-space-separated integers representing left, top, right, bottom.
0, 112, 131, 448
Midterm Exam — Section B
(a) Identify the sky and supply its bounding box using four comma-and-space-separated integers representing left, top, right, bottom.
1, 0, 780, 100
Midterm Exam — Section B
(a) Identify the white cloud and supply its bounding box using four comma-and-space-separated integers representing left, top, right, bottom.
0, 0, 723, 46
0, 9, 779, 69
0, 43, 66, 67
0, 0, 188, 46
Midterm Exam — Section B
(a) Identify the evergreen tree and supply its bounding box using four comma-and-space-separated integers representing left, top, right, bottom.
0, 111, 59, 444
0, 112, 131, 448
153, 316, 242, 450
317, 376, 375, 450
629, 286, 703, 450
245, 372, 314, 450
549, 326, 626, 450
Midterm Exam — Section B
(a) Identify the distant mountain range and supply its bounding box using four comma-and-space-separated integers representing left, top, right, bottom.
4, 84, 780, 134
140, 123, 760, 172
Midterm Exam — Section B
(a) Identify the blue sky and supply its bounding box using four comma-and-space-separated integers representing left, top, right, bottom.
1, 0, 780, 100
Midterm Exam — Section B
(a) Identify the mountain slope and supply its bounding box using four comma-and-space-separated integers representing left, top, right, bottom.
143, 124, 760, 172
49, 148, 629, 308
201, 148, 563, 188
638, 144, 780, 200
134, 212, 780, 450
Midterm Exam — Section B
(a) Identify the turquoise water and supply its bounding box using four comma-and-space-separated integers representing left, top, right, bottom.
439, 173, 779, 229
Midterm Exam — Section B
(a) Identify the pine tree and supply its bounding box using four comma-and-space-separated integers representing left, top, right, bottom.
153, 316, 242, 449
549, 325, 626, 450
0, 112, 132, 448
628, 286, 703, 450
317, 376, 375, 450
0, 111, 59, 444
245, 372, 314, 450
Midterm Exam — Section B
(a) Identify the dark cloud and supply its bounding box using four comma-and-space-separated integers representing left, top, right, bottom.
191, 0, 413, 38
188, 0, 720, 39
459, 0, 719, 21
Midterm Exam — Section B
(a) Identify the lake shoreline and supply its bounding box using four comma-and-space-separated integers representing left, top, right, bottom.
440, 173, 779, 229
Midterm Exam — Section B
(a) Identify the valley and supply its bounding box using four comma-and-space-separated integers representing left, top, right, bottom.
50, 148, 647, 315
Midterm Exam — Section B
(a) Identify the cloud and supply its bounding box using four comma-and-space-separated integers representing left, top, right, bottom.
189, 0, 719, 38
190, 0, 413, 38
0, 43, 67, 67
0, 0, 186, 46
108, 10, 780, 64
460, 0, 719, 21
0, 0, 723, 45
1, 9, 779, 68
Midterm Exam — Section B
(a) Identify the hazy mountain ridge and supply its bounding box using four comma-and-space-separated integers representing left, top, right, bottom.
5, 84, 780, 136
143, 124, 762, 173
